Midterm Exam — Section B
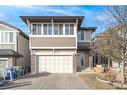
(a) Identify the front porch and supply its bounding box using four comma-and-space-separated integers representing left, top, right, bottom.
0, 49, 23, 78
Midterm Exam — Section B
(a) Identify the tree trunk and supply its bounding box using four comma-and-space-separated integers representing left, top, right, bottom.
121, 53, 125, 84
108, 58, 110, 69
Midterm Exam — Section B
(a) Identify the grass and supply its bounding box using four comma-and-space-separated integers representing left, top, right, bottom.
79, 73, 116, 89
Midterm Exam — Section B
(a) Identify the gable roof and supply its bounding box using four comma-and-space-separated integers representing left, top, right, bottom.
0, 21, 29, 40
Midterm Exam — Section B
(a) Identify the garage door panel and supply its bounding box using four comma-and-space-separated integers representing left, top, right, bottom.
38, 55, 73, 73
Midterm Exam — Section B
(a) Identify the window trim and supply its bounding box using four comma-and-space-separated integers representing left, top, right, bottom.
77, 31, 91, 42
30, 23, 76, 36
32, 24, 42, 35
0, 31, 15, 44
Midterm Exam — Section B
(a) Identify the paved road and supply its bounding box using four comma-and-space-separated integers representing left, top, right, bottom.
0, 73, 88, 89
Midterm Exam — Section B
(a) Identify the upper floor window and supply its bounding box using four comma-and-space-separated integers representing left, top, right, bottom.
54, 24, 63, 35
31, 23, 74, 36
43, 24, 52, 35
59, 24, 63, 35
32, 24, 41, 35
78, 31, 91, 42
65, 24, 74, 35
0, 32, 14, 43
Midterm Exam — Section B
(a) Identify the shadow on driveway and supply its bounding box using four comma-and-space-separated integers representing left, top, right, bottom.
19, 72, 51, 79
0, 72, 52, 89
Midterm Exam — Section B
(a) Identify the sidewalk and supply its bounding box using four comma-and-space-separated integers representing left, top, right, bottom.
0, 80, 11, 87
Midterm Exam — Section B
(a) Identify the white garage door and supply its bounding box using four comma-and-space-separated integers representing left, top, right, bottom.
38, 55, 73, 73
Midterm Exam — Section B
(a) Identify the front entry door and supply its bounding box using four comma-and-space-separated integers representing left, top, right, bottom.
80, 54, 85, 67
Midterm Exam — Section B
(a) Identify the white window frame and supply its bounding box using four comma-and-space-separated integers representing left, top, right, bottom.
65, 24, 75, 35
31, 24, 42, 35
77, 31, 91, 42
30, 23, 76, 37
0, 31, 15, 44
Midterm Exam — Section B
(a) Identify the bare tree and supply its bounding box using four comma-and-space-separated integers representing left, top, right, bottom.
96, 6, 127, 84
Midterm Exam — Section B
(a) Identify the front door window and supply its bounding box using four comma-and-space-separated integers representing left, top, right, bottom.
80, 57, 84, 66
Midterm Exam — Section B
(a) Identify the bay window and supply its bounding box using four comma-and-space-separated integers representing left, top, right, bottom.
78, 31, 91, 42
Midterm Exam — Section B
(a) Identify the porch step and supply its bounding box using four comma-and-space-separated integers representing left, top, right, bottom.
77, 68, 95, 74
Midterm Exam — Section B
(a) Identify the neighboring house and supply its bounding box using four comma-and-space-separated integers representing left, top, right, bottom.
0, 21, 30, 76
91, 33, 119, 68
20, 16, 96, 74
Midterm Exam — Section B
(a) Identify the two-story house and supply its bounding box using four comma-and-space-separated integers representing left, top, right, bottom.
0, 21, 30, 75
20, 16, 96, 74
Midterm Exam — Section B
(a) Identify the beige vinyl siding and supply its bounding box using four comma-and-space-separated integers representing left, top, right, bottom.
17, 34, 30, 67
31, 37, 76, 47
0, 44, 15, 50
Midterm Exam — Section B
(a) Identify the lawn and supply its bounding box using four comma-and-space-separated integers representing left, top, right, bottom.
79, 73, 116, 89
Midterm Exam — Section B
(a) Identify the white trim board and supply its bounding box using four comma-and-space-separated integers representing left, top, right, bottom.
35, 52, 75, 56
30, 35, 76, 37
30, 47, 77, 49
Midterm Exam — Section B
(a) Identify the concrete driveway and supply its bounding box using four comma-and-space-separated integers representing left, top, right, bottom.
0, 73, 88, 89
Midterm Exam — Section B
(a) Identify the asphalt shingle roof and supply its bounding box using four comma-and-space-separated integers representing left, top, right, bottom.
0, 49, 23, 57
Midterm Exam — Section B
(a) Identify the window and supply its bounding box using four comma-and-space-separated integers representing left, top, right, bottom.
70, 24, 74, 35
77, 31, 84, 41
54, 24, 63, 35
1, 32, 4, 43
9, 32, 13, 42
77, 31, 91, 41
43, 24, 47, 35
32, 24, 41, 35
43, 24, 52, 35
54, 24, 59, 35
65, 24, 74, 35
0, 32, 14, 43
81, 32, 84, 40
48, 24, 52, 35
85, 32, 90, 41
31, 23, 74, 35
59, 24, 63, 35
65, 24, 69, 35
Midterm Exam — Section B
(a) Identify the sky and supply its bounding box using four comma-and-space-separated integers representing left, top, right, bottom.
0, 5, 107, 36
